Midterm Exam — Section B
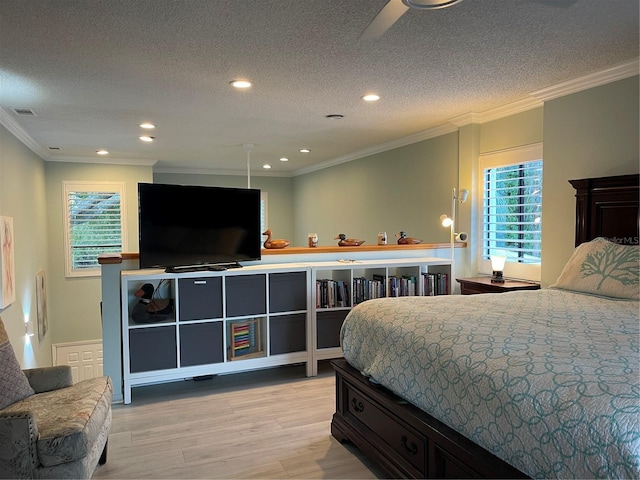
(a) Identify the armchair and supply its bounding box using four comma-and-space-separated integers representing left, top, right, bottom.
0, 317, 112, 479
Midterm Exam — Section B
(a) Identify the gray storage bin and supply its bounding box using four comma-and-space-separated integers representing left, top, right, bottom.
317, 310, 349, 349
270, 313, 306, 355
180, 322, 224, 366
226, 274, 266, 317
129, 326, 177, 372
269, 272, 307, 313
178, 277, 223, 320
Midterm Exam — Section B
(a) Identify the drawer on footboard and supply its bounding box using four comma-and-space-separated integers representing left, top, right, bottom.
344, 382, 427, 477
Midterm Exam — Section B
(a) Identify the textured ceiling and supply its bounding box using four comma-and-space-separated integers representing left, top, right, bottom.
0, 0, 638, 175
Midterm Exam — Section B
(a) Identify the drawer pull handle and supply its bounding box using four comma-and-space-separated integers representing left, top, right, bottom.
401, 435, 418, 455
193, 281, 207, 285
351, 398, 364, 413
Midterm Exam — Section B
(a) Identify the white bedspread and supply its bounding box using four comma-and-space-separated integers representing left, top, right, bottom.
340, 289, 640, 479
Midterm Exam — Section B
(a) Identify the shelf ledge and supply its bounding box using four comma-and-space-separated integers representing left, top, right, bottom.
98, 242, 465, 265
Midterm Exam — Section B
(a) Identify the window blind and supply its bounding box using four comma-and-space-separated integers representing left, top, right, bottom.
68, 191, 122, 270
482, 160, 542, 264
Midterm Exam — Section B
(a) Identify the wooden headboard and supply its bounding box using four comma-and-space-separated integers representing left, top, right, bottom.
569, 173, 640, 247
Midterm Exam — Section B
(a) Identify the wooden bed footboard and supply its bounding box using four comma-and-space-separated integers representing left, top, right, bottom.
331, 359, 528, 479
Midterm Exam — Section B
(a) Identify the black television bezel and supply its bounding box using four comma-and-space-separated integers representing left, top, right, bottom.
137, 183, 262, 270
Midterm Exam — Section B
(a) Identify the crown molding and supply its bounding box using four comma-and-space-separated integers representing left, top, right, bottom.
293, 123, 458, 176
449, 97, 545, 127
47, 155, 158, 166
0, 107, 48, 159
530, 57, 639, 101
153, 166, 293, 177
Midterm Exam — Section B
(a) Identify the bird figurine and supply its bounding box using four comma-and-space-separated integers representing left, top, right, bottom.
131, 283, 174, 323
335, 233, 365, 247
396, 231, 422, 245
262, 229, 291, 249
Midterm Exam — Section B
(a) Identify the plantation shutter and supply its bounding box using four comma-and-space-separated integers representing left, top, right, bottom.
482, 160, 542, 264
64, 182, 126, 277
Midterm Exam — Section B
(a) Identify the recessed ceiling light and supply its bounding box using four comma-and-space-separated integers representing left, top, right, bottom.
139, 135, 154, 142
263, 164, 272, 169
299, 148, 311, 153
96, 149, 109, 155
325, 114, 344, 119
230, 80, 252, 89
280, 157, 289, 162
139, 123, 155, 129
362, 94, 380, 102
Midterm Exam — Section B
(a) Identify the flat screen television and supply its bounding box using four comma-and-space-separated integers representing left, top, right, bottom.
138, 183, 261, 271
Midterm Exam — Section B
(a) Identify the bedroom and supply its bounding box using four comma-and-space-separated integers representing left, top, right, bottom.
0, 1, 638, 478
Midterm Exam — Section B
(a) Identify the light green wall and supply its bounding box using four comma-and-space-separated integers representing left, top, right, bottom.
1, 76, 638, 367
0, 124, 50, 368
44, 162, 153, 344
480, 108, 544, 154
542, 76, 639, 286
293, 133, 459, 247
153, 173, 295, 245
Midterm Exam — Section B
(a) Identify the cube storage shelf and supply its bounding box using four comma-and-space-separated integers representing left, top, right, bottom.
121, 258, 450, 403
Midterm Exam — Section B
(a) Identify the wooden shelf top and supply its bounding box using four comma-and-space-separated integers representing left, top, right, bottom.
98, 242, 465, 265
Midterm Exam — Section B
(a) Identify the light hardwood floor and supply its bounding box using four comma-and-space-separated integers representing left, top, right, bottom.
93, 361, 384, 479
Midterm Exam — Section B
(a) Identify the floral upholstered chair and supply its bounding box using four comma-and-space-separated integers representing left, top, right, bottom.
0, 316, 112, 479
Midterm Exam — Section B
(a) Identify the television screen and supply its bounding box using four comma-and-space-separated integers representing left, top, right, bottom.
138, 183, 261, 270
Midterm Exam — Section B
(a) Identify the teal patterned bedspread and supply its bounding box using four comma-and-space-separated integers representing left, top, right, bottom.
340, 289, 640, 479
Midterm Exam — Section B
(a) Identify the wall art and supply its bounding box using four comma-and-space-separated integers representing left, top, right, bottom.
0, 216, 15, 309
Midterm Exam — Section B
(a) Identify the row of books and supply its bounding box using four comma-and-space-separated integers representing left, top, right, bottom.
422, 272, 449, 296
316, 273, 448, 308
316, 279, 350, 308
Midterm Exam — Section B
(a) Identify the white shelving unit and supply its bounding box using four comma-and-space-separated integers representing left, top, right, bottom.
310, 258, 450, 375
121, 264, 311, 404
120, 257, 450, 402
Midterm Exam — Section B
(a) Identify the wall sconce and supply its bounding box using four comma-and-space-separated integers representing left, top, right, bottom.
439, 188, 469, 294
490, 255, 506, 283
25, 320, 35, 337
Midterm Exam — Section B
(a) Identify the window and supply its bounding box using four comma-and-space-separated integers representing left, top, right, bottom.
63, 181, 127, 277
478, 144, 542, 281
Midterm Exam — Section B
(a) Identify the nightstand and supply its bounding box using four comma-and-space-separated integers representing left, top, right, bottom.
456, 276, 540, 295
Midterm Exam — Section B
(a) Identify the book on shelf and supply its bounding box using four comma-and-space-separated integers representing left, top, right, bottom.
421, 272, 449, 296
316, 279, 350, 308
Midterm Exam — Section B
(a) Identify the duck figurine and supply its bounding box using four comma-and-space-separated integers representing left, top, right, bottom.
131, 283, 174, 323
396, 231, 422, 245
262, 229, 291, 249
335, 233, 365, 247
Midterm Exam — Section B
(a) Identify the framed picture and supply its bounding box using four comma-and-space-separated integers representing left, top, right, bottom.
36, 270, 48, 341
0, 216, 15, 309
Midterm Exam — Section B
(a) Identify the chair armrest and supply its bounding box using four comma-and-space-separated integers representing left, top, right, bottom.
0, 412, 38, 478
23, 366, 73, 393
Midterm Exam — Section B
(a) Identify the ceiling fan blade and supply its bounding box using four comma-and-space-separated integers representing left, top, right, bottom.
360, 0, 410, 40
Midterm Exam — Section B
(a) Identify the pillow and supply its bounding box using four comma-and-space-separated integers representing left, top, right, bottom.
0, 317, 35, 410
550, 237, 639, 300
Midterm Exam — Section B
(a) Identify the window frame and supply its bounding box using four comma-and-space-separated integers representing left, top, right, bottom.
476, 143, 543, 281
62, 181, 127, 278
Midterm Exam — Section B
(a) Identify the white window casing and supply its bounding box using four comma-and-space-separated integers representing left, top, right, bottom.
477, 143, 543, 281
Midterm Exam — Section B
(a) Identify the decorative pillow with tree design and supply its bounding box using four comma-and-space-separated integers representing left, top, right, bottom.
551, 237, 639, 300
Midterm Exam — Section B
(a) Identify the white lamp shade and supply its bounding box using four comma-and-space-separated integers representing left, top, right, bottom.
490, 255, 507, 271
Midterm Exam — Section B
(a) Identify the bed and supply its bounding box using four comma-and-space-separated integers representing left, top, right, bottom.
331, 173, 639, 479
